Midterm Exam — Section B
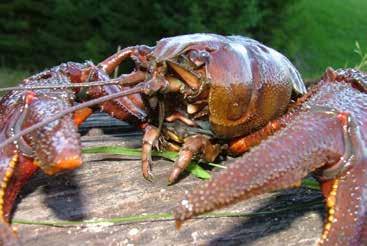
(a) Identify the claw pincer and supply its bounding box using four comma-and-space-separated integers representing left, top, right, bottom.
0, 58, 146, 244
174, 68, 367, 245
0, 76, 81, 244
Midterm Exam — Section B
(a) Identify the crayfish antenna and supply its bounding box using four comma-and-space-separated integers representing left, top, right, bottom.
0, 70, 147, 92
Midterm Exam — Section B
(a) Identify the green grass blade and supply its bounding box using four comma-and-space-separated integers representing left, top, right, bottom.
83, 146, 142, 156
83, 146, 214, 179
83, 147, 319, 185
187, 161, 211, 180
301, 178, 320, 190
13, 198, 322, 227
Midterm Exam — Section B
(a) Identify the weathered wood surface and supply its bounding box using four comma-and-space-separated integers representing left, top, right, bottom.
13, 113, 325, 246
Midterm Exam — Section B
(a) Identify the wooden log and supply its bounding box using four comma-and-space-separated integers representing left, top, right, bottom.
13, 113, 324, 245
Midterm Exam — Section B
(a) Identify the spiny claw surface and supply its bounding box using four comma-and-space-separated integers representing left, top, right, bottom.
0, 69, 83, 244
174, 69, 367, 246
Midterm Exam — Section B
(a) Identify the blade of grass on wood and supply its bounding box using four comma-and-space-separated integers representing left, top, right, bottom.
13, 197, 323, 227
82, 146, 225, 179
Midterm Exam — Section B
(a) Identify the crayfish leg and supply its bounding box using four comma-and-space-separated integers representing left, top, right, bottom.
98, 47, 135, 74
98, 45, 152, 75
168, 135, 220, 184
228, 117, 286, 155
141, 125, 160, 181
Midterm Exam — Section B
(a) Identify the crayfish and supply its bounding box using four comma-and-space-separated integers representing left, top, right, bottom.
0, 33, 313, 245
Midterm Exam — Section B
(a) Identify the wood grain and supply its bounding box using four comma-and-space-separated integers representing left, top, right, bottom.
13, 113, 324, 246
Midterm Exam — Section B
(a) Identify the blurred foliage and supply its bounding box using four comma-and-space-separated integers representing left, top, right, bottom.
0, 0, 293, 70
354, 41, 367, 72
0, 0, 366, 79
0, 68, 28, 95
271, 0, 367, 78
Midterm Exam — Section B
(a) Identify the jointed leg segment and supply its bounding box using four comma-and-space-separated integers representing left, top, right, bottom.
168, 135, 220, 184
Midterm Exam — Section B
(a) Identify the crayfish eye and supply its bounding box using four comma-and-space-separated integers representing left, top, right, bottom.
187, 50, 210, 67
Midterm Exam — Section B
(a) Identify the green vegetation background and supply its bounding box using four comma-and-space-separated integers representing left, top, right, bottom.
0, 0, 366, 86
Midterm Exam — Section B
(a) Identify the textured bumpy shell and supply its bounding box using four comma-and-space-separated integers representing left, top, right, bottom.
174, 70, 367, 245
153, 34, 306, 138
0, 71, 82, 223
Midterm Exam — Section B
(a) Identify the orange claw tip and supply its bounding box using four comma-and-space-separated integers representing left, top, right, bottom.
73, 107, 93, 126
42, 156, 82, 175
173, 205, 191, 230
175, 219, 183, 230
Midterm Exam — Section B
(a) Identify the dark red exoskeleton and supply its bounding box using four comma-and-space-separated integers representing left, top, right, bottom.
0, 34, 307, 245
101, 34, 306, 182
174, 68, 367, 246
